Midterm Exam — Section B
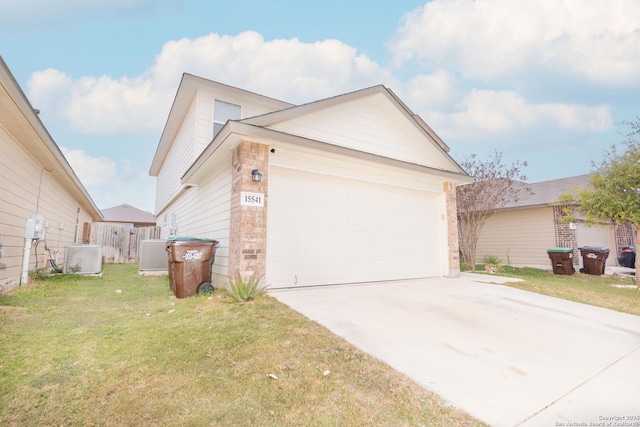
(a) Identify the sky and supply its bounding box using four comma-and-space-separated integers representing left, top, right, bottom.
1, 0, 639, 214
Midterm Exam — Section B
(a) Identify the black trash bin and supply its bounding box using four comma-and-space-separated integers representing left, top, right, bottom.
547, 248, 575, 275
167, 237, 219, 298
578, 246, 610, 275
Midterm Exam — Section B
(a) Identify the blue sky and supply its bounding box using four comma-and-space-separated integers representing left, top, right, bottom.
1, 0, 639, 214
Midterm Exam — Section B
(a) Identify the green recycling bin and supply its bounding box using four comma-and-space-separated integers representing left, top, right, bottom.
547, 248, 575, 275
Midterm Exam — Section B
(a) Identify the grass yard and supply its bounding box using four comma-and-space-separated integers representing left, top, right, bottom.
489, 266, 640, 316
0, 264, 482, 427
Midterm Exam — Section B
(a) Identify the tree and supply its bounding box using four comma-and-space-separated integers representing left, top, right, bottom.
457, 151, 530, 270
565, 118, 640, 286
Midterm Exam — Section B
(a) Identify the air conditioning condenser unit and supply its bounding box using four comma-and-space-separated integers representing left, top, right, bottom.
63, 244, 103, 275
139, 239, 168, 275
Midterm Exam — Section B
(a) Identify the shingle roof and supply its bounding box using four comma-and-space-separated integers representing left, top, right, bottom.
503, 174, 591, 209
101, 204, 156, 224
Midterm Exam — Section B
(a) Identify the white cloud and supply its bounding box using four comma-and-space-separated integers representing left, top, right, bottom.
390, 0, 640, 85
427, 89, 612, 140
60, 147, 117, 186
27, 30, 614, 145
151, 31, 392, 102
60, 147, 156, 211
400, 70, 459, 110
27, 31, 393, 134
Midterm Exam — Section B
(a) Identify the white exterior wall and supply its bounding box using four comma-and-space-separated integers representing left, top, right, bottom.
1, 126, 94, 288
157, 158, 233, 285
271, 94, 454, 171
156, 89, 289, 214
155, 101, 198, 212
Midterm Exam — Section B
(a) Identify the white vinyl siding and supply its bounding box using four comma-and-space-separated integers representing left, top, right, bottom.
155, 102, 198, 212
0, 126, 94, 287
158, 158, 233, 285
156, 90, 282, 214
475, 207, 556, 269
269, 93, 455, 172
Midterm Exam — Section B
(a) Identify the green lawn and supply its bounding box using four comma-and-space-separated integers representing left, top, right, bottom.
486, 266, 640, 316
0, 264, 483, 427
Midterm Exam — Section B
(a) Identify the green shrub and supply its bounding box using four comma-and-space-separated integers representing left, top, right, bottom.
482, 255, 503, 273
224, 272, 266, 302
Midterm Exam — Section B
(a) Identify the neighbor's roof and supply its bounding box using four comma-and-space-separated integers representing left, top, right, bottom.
503, 174, 592, 209
101, 204, 156, 224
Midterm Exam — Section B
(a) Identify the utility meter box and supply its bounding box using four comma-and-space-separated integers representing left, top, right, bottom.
24, 214, 45, 240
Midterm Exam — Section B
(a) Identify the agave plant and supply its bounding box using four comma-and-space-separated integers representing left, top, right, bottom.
482, 255, 503, 274
225, 272, 266, 302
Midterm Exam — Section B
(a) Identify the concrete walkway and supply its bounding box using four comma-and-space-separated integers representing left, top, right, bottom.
271, 275, 640, 427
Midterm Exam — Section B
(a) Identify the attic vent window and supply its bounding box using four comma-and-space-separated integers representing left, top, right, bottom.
213, 99, 241, 137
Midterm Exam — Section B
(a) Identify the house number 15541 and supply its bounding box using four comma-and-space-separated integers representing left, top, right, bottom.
240, 192, 264, 207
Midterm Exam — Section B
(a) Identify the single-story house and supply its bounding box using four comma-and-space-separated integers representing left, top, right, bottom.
0, 56, 103, 290
150, 73, 472, 289
101, 204, 156, 228
473, 174, 636, 270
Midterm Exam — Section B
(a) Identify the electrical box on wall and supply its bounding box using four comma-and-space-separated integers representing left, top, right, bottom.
24, 214, 45, 240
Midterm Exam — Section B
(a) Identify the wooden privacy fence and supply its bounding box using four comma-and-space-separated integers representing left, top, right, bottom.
87, 223, 161, 264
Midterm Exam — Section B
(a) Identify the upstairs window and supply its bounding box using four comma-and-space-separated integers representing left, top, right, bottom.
213, 99, 241, 137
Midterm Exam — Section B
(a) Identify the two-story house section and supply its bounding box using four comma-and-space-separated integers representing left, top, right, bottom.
150, 73, 471, 289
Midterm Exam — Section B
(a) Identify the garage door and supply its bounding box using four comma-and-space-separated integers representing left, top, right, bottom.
576, 221, 617, 266
266, 167, 443, 288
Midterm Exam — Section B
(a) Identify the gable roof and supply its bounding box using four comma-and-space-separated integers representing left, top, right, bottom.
180, 83, 470, 186
0, 56, 103, 221
241, 85, 452, 152
101, 204, 156, 224
149, 73, 293, 176
503, 174, 591, 209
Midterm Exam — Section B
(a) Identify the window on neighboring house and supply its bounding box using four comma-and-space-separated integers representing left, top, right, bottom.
213, 99, 241, 137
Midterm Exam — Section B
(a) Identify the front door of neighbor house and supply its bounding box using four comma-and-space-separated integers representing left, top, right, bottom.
266, 166, 443, 288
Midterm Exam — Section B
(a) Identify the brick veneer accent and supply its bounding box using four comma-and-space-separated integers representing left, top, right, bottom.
229, 141, 269, 280
615, 222, 637, 248
444, 182, 461, 277
553, 205, 578, 264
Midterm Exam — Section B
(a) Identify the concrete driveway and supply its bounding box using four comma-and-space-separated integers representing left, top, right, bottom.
271, 274, 640, 427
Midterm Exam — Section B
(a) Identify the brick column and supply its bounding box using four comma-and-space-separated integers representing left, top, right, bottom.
229, 141, 269, 280
553, 205, 578, 265
444, 181, 461, 277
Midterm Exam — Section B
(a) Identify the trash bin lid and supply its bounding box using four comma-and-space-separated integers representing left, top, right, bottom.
168, 235, 214, 242
578, 246, 610, 253
547, 247, 574, 253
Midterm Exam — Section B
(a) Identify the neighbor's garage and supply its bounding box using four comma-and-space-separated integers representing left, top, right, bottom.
266, 165, 445, 288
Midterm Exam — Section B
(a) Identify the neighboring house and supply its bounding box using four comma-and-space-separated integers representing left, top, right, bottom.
101, 204, 156, 228
0, 57, 103, 290
473, 175, 635, 270
150, 73, 472, 289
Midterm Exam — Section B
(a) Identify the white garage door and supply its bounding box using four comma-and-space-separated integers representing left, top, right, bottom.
576, 221, 617, 266
267, 167, 443, 288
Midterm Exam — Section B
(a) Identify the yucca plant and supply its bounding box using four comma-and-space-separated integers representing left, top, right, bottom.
224, 272, 266, 302
482, 255, 503, 273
